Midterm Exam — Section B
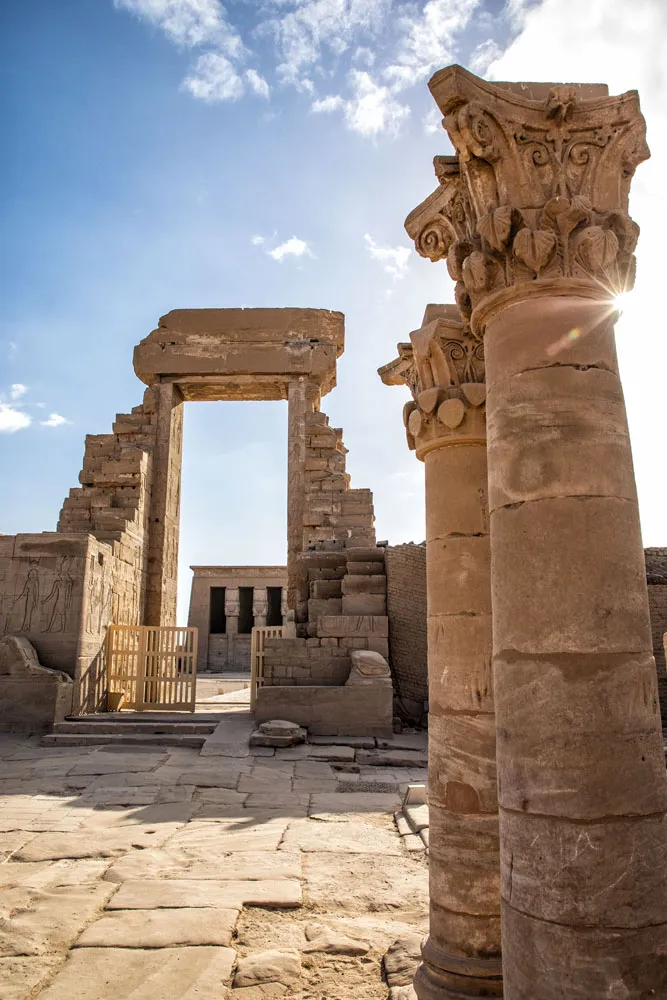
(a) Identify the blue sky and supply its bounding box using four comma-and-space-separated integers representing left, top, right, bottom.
2, 0, 666, 621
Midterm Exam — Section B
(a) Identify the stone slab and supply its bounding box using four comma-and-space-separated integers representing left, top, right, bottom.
308, 745, 356, 762
104, 848, 302, 884
67, 753, 166, 775
309, 793, 401, 820
108, 878, 302, 909
168, 819, 288, 855
76, 907, 240, 947
280, 819, 401, 855
0, 883, 115, 957
357, 749, 428, 768
199, 713, 255, 757
13, 822, 184, 861
234, 949, 301, 987
303, 853, 428, 911
36, 946, 236, 999
0, 956, 64, 1000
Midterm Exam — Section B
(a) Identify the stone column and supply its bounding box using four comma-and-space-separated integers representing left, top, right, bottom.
253, 587, 268, 629
287, 377, 320, 620
427, 65, 667, 997
145, 381, 183, 626
380, 306, 501, 998
225, 588, 239, 671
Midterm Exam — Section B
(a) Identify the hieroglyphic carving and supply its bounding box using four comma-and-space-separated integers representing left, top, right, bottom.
379, 306, 486, 459
405, 68, 649, 322
41, 556, 74, 633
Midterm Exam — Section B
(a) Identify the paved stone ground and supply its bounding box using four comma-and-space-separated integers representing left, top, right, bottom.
0, 709, 428, 999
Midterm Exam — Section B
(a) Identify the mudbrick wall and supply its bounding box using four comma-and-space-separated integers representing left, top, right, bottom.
384, 542, 428, 718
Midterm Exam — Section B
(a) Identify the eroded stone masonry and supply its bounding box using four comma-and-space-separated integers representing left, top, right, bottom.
0, 306, 387, 719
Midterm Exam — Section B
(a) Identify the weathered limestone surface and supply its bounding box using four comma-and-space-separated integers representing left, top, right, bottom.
0, 636, 73, 732
0, 731, 429, 1000
416, 64, 667, 998
255, 682, 393, 736
380, 304, 500, 998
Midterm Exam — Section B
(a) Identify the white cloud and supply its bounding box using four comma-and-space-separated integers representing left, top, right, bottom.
0, 403, 31, 433
267, 237, 314, 261
383, 0, 480, 89
245, 68, 270, 99
183, 52, 244, 101
423, 106, 442, 134
262, 0, 391, 77
468, 38, 503, 75
311, 95, 344, 113
251, 234, 265, 245
40, 413, 69, 428
115, 0, 484, 137
353, 46, 375, 67
10, 383, 27, 400
364, 233, 411, 279
114, 0, 242, 52
344, 71, 410, 137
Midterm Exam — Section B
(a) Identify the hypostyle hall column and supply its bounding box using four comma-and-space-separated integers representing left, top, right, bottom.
380, 306, 502, 999
427, 66, 667, 997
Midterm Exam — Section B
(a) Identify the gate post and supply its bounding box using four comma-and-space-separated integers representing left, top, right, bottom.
145, 382, 184, 626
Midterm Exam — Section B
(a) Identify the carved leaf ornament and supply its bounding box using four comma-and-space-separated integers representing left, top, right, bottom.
404, 68, 650, 312
513, 228, 557, 275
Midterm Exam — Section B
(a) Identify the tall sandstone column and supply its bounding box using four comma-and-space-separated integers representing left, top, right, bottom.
423, 66, 667, 997
380, 306, 502, 998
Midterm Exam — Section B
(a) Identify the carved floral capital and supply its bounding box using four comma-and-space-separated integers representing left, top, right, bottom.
404, 66, 649, 329
378, 305, 486, 459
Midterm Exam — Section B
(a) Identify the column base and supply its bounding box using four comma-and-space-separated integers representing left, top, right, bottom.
414, 938, 503, 999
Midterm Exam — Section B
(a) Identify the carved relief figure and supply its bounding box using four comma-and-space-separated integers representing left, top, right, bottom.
11, 560, 40, 632
41, 556, 74, 633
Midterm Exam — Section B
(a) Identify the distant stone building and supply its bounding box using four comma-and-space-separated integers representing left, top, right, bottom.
187, 566, 287, 673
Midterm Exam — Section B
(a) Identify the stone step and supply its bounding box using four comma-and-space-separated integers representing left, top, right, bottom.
53, 721, 218, 735
41, 732, 208, 748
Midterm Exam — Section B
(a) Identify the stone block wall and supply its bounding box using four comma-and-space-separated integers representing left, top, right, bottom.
645, 548, 667, 730
0, 531, 138, 714
384, 542, 428, 714
263, 403, 388, 688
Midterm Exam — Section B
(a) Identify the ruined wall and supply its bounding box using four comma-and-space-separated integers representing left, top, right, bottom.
263, 403, 388, 688
385, 542, 428, 712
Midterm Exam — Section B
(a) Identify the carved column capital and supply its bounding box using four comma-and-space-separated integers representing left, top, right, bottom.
405, 66, 649, 333
379, 305, 486, 460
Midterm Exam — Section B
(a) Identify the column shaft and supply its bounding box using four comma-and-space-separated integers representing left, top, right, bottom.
144, 382, 183, 626
485, 295, 667, 998
416, 443, 502, 999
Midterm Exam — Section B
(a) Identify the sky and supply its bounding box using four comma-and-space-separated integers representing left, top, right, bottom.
1, 0, 666, 623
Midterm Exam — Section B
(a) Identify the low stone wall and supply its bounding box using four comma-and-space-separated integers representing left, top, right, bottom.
0, 636, 73, 733
254, 684, 392, 737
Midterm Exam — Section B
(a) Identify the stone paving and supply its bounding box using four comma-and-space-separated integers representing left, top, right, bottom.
0, 710, 428, 999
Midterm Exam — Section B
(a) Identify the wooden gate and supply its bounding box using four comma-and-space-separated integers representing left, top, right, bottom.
107, 625, 198, 712
250, 625, 284, 711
